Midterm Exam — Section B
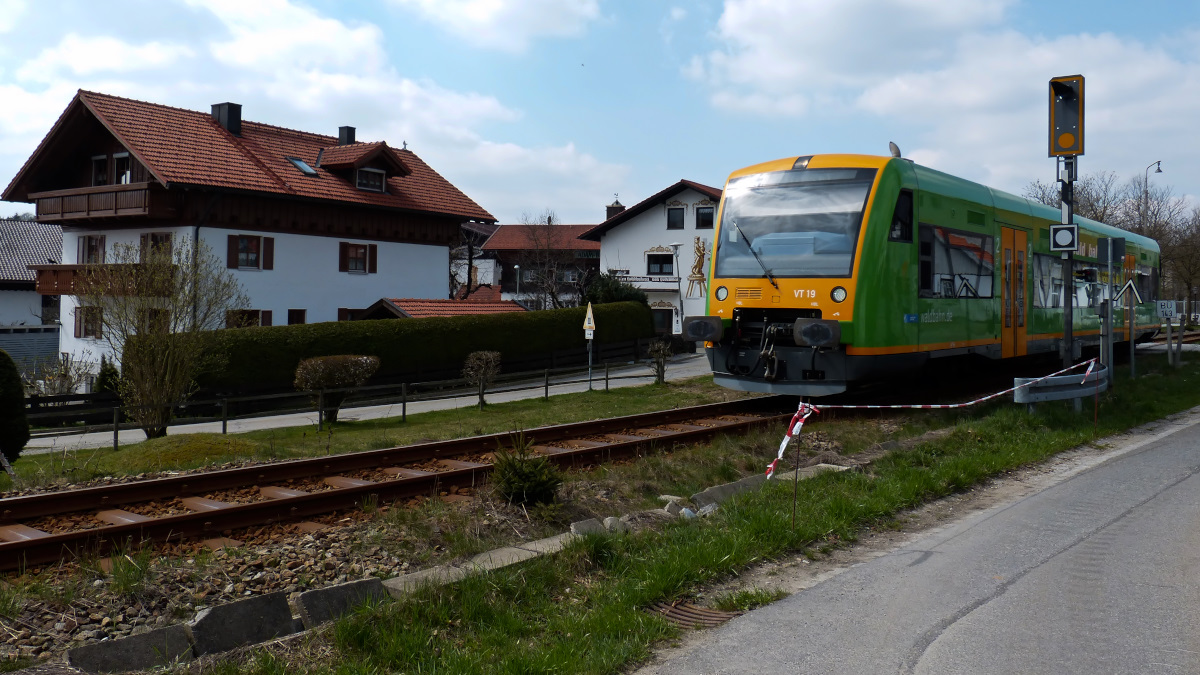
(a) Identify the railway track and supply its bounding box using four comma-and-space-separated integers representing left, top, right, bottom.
0, 397, 795, 572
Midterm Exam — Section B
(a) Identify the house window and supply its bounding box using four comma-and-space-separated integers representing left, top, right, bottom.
76, 306, 103, 339
287, 156, 318, 176
225, 309, 271, 328
339, 242, 377, 273
647, 253, 674, 276
114, 153, 131, 185
78, 235, 106, 264
288, 309, 307, 325
91, 156, 108, 186
238, 236, 261, 268
558, 268, 579, 283
357, 168, 386, 192
667, 207, 684, 230
696, 206, 714, 230
41, 295, 59, 324
140, 232, 172, 262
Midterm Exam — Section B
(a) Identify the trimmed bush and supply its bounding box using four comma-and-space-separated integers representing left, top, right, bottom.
463, 351, 501, 408
294, 355, 381, 424
196, 302, 654, 391
0, 349, 30, 463
583, 272, 648, 305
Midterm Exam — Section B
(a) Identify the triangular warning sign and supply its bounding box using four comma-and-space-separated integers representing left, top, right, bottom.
583, 302, 596, 330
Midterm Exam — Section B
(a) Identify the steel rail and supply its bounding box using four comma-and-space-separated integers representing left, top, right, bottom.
0, 398, 793, 570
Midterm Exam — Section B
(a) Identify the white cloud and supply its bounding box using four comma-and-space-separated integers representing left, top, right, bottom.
16, 34, 194, 82
391, 0, 601, 52
0, 0, 25, 33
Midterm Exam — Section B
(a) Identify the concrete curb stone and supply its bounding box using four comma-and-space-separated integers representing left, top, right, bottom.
189, 591, 296, 656
382, 565, 470, 599
294, 578, 388, 629
692, 473, 766, 509
65, 624, 193, 673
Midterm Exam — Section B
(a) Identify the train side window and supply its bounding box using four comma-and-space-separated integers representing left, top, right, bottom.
918, 224, 994, 298
889, 189, 914, 242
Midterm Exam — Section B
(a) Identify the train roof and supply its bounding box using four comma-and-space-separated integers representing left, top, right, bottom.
726, 154, 1159, 254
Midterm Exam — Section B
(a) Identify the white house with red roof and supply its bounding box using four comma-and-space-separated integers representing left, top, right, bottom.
580, 180, 722, 334
2, 90, 495, 380
481, 223, 601, 309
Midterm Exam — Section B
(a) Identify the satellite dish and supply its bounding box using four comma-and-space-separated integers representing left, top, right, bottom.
888, 142, 902, 158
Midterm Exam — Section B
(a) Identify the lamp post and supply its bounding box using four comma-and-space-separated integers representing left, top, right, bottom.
669, 242, 683, 335
1143, 160, 1162, 235
513, 264, 520, 299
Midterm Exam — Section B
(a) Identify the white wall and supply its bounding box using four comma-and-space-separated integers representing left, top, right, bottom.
0, 290, 43, 326
596, 188, 717, 334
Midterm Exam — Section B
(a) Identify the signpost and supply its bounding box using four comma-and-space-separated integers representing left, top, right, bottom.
1159, 300, 1178, 367
584, 302, 596, 390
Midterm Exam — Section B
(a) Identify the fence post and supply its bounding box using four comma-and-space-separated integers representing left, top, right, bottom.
478, 379, 485, 411
401, 383, 407, 422
112, 407, 120, 452
544, 369, 549, 400
605, 363, 610, 392
221, 398, 228, 434
317, 390, 324, 431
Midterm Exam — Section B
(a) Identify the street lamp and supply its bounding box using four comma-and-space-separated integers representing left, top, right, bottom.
669, 242, 682, 334
513, 264, 520, 298
1143, 160, 1163, 234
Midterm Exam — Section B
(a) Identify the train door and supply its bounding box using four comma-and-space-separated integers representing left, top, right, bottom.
1000, 228, 1028, 358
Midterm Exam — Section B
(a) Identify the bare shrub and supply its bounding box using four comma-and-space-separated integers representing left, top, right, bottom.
462, 350, 501, 407
647, 338, 673, 384
294, 355, 381, 423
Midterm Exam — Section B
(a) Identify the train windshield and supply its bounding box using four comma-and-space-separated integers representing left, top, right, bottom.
715, 168, 876, 278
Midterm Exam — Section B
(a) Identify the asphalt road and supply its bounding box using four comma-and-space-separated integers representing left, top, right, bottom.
641, 405, 1200, 675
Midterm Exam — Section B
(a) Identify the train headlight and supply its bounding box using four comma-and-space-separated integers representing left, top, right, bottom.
831, 286, 847, 303
715, 286, 729, 301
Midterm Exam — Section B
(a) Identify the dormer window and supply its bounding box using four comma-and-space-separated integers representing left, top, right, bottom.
356, 168, 385, 192
287, 156, 318, 176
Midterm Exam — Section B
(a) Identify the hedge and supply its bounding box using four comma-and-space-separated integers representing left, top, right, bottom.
195, 302, 655, 391
0, 349, 29, 462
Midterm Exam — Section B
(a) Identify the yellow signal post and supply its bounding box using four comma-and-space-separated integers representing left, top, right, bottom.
1049, 75, 1084, 157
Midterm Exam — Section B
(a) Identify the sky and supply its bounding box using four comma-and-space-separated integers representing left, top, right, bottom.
1, 0, 1198, 225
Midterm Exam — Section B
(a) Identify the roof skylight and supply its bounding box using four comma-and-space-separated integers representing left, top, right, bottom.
287, 157, 318, 176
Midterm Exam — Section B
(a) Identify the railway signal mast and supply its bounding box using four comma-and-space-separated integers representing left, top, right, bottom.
1048, 75, 1085, 370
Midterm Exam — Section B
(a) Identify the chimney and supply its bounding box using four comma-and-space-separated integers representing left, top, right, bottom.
338, 126, 356, 146
211, 102, 242, 136
606, 198, 625, 221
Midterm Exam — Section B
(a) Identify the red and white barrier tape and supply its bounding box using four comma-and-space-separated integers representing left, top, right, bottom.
766, 358, 1099, 479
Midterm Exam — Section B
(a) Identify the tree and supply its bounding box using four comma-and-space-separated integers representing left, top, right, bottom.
1166, 207, 1200, 323
1022, 171, 1124, 224
448, 222, 493, 300
0, 349, 30, 463
76, 239, 249, 438
583, 272, 648, 305
516, 209, 592, 309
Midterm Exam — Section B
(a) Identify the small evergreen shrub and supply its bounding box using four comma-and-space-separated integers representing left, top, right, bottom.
492, 432, 563, 506
294, 355, 381, 423
0, 349, 30, 463
95, 356, 121, 394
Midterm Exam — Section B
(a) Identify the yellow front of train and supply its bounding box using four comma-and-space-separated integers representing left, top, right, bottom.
682, 154, 893, 395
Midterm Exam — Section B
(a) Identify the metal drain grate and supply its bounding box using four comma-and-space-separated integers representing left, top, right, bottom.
646, 602, 742, 629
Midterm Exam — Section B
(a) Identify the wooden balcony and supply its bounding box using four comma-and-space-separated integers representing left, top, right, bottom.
29, 183, 172, 222
28, 264, 174, 296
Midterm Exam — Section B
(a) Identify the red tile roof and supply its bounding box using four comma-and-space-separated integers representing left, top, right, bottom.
482, 224, 600, 251
318, 141, 410, 174
3, 90, 493, 222
456, 284, 502, 301
385, 298, 525, 318
580, 179, 722, 241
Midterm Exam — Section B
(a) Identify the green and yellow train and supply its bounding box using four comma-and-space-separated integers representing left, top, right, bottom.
682, 153, 1160, 396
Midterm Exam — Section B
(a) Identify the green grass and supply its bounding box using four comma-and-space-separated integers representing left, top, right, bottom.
204, 353, 1200, 675
5, 377, 746, 490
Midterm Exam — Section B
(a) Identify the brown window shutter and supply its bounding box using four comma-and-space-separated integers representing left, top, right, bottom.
339, 242, 349, 272
98, 235, 106, 263
368, 244, 378, 273
260, 310, 272, 327
262, 237, 274, 270
74, 307, 82, 338
77, 237, 85, 265
227, 235, 238, 268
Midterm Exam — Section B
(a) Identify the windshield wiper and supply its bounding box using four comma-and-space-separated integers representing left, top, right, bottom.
732, 219, 779, 290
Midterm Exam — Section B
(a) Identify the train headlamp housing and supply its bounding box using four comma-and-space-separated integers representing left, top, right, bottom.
715, 286, 729, 301
831, 286, 847, 303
